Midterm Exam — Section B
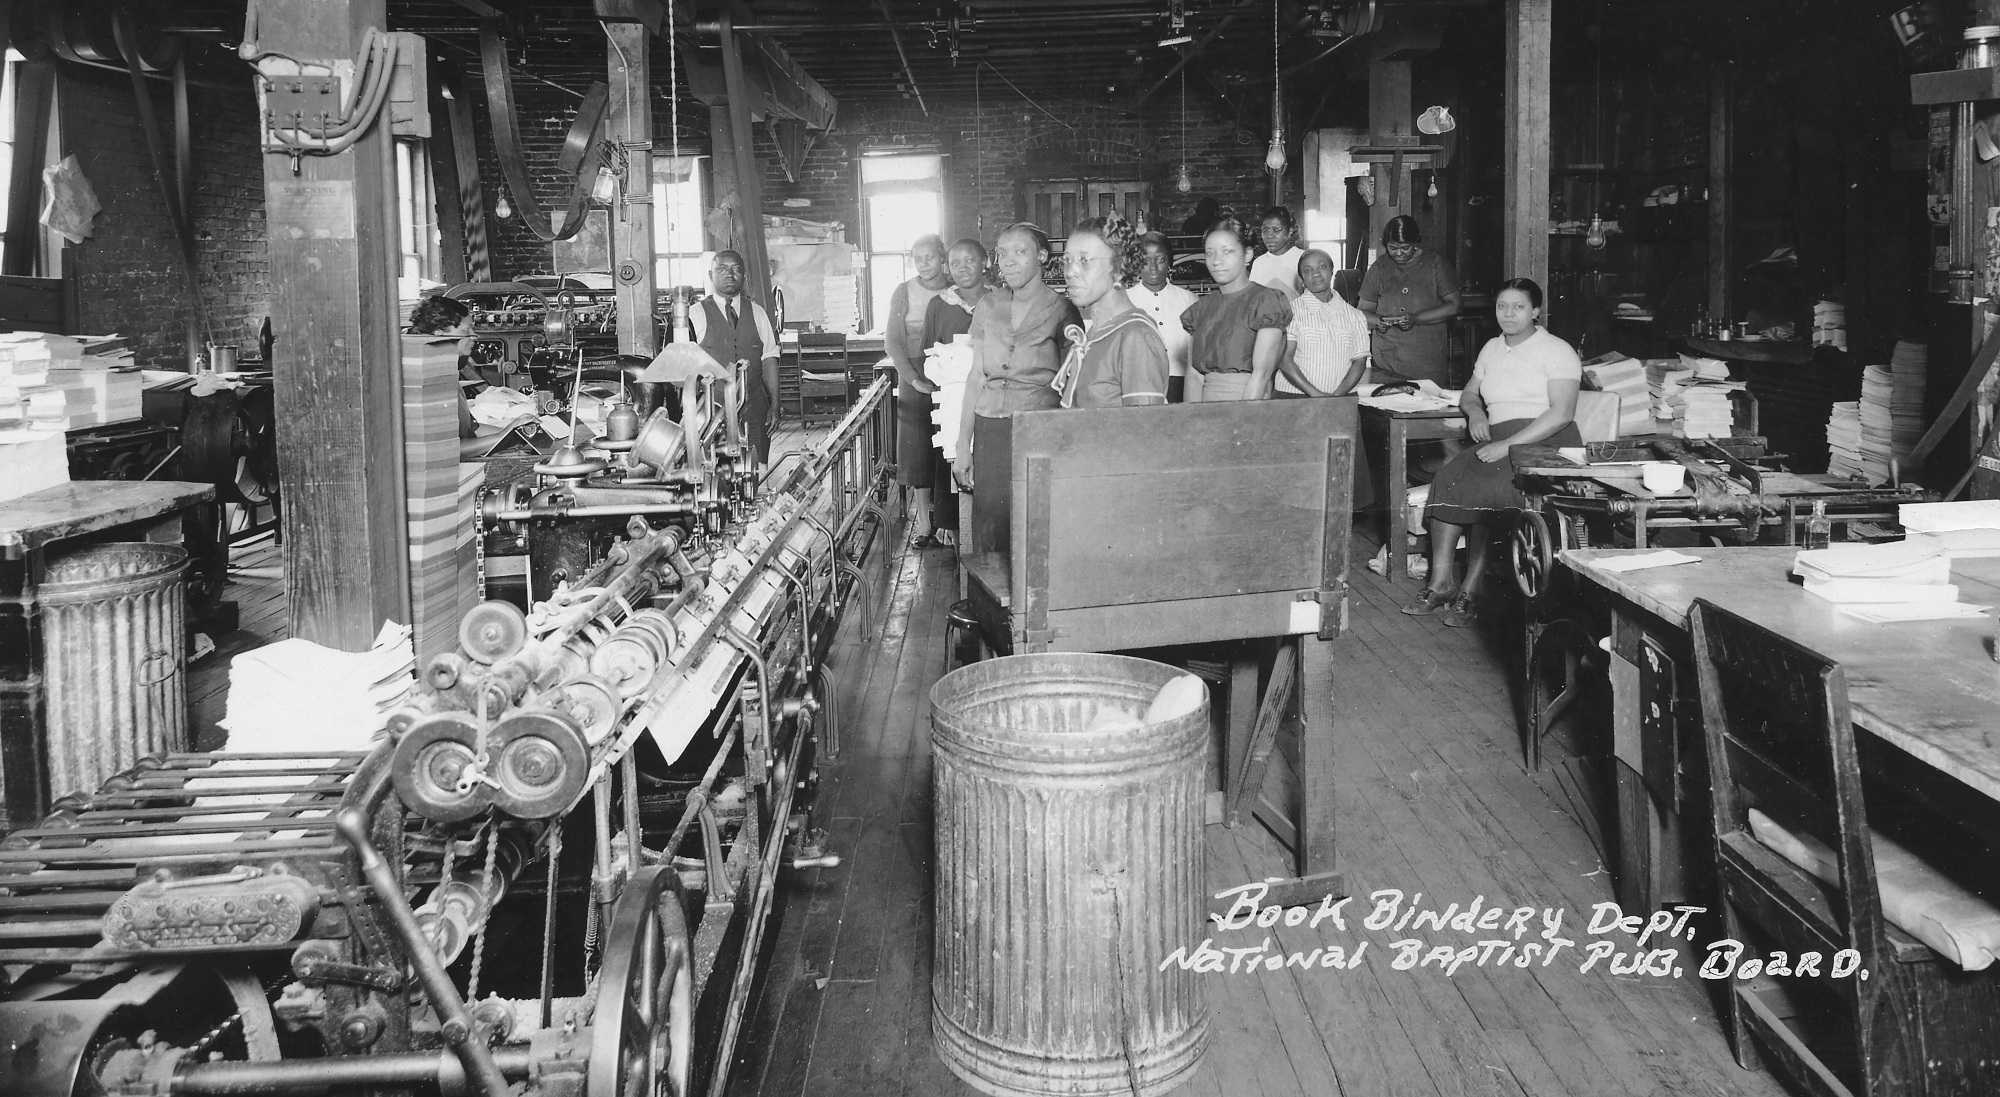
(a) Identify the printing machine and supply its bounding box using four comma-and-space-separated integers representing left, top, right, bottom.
0, 373, 896, 1097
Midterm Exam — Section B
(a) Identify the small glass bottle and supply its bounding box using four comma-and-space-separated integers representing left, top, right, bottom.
1691, 303, 1709, 337
1804, 500, 1832, 551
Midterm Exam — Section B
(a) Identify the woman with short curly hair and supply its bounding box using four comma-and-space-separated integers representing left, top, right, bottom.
1051, 216, 1169, 409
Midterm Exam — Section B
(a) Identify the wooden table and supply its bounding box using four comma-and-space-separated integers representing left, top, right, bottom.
0, 481, 216, 829
1561, 546, 2000, 912
1359, 401, 1465, 579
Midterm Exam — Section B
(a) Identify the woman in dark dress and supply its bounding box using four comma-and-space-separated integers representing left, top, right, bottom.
912, 238, 990, 547
1179, 219, 1291, 401
884, 235, 950, 546
1403, 278, 1580, 628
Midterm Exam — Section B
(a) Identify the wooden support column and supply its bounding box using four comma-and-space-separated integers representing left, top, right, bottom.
717, 10, 770, 309
606, 22, 658, 357
1707, 64, 1732, 324
257, 0, 411, 649
1503, 0, 1551, 294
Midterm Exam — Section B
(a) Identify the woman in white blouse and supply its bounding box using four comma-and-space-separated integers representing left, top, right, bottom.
1403, 278, 1581, 627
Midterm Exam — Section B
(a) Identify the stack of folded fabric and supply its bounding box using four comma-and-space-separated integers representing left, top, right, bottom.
1813, 299, 1847, 350
1793, 539, 1986, 622
1580, 352, 1652, 436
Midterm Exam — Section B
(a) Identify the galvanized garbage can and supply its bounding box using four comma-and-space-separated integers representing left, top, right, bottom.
40, 542, 191, 798
931, 653, 1209, 1097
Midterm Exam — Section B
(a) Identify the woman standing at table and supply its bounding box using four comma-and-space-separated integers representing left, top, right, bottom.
1052, 216, 1169, 409
1180, 219, 1292, 401
1404, 278, 1580, 628
911, 237, 990, 548
1360, 215, 1461, 384
883, 234, 950, 547
952, 222, 1077, 493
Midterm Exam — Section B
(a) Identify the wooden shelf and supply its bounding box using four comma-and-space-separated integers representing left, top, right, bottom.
1911, 66, 2000, 105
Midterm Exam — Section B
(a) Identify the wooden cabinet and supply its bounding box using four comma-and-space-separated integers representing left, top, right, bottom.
1022, 177, 1151, 237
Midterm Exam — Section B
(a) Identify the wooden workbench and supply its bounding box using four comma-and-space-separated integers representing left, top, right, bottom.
1561, 546, 2000, 911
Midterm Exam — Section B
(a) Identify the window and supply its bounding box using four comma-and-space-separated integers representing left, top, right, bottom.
860, 152, 942, 331
0, 49, 64, 277
653, 156, 708, 288
394, 140, 440, 288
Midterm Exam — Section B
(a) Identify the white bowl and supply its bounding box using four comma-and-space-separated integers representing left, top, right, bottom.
1641, 461, 1687, 494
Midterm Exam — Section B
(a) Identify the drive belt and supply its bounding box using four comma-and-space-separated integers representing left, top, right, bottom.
480, 19, 605, 243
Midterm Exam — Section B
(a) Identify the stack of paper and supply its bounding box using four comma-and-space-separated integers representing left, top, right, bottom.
1826, 400, 1864, 480
219, 622, 415, 753
1813, 300, 1847, 351
1888, 341, 1927, 473
1793, 540, 1986, 620
925, 335, 976, 461
1901, 500, 2000, 558
0, 334, 143, 428
1581, 353, 1653, 436
0, 427, 68, 502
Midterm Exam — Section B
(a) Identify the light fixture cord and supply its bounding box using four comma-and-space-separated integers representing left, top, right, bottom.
1180, 69, 1187, 169
668, 0, 681, 258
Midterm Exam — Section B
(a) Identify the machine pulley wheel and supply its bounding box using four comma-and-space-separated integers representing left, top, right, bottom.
1511, 509, 1556, 601
554, 676, 624, 746
460, 601, 530, 664
391, 713, 487, 823
587, 866, 694, 1097
486, 710, 589, 820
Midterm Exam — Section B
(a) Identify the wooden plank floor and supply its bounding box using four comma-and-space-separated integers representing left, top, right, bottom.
731, 529, 1795, 1097
183, 408, 1788, 1097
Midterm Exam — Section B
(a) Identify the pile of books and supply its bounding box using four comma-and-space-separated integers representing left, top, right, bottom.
1901, 500, 2000, 558
1812, 299, 1847, 351
1645, 356, 1740, 438
0, 332, 143, 429
1793, 539, 1987, 622
925, 335, 976, 461
1580, 353, 1653, 437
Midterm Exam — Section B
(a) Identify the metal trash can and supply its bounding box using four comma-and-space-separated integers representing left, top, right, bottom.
931, 653, 1209, 1097
40, 542, 191, 798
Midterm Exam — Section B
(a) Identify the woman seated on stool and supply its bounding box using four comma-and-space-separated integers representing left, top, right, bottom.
1052, 215, 1170, 409
1403, 278, 1580, 628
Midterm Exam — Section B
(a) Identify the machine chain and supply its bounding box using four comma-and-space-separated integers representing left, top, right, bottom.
467, 824, 501, 1001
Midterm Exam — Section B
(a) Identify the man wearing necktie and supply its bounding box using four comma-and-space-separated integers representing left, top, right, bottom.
691, 250, 781, 464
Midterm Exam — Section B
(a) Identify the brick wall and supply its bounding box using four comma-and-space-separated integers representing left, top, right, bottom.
476, 76, 711, 281
59, 67, 270, 368
758, 93, 1298, 247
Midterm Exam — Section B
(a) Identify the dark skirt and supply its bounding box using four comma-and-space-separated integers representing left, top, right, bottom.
1424, 418, 1581, 526
897, 384, 936, 488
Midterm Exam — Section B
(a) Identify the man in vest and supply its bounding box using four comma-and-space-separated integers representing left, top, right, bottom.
690, 250, 781, 464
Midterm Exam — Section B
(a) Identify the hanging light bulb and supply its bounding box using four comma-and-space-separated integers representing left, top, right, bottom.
1265, 133, 1287, 175
1585, 213, 1608, 249
1264, 0, 1285, 177
1427, 174, 1439, 199
494, 189, 514, 220
1176, 163, 1193, 194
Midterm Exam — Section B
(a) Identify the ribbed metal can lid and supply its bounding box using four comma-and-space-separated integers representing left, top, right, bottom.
42, 542, 190, 596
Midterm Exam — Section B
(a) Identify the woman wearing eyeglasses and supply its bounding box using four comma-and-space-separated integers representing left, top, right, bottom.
1179, 218, 1292, 401
1051, 216, 1169, 409
1359, 215, 1461, 384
